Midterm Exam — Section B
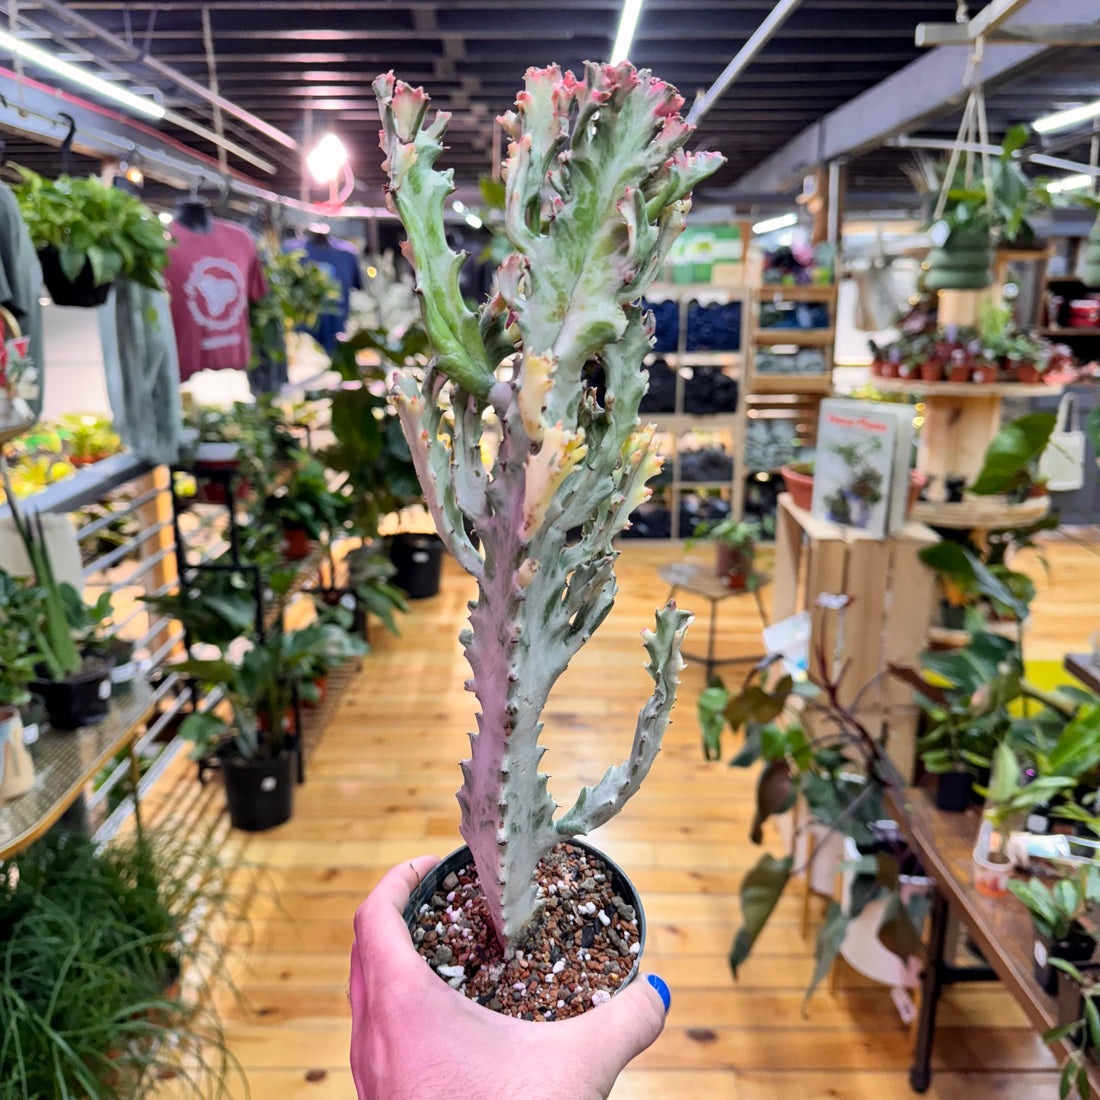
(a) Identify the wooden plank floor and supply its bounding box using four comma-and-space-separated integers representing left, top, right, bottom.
157, 534, 1100, 1098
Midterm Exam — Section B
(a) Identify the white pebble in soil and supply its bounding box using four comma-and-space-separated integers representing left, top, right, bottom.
591, 990, 611, 1006
598, 911, 611, 927
437, 964, 466, 980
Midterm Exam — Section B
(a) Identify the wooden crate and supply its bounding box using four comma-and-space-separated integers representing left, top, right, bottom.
772, 493, 938, 780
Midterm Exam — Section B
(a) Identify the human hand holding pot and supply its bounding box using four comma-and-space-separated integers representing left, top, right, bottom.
349, 855, 670, 1100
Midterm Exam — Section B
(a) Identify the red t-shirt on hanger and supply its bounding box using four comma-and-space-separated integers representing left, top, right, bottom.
164, 220, 268, 381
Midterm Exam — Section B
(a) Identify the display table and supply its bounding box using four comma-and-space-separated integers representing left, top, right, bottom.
773, 493, 937, 780
887, 787, 1096, 1095
657, 562, 770, 682
0, 681, 157, 860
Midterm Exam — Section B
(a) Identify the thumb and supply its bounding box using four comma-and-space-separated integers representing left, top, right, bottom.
576, 972, 669, 1077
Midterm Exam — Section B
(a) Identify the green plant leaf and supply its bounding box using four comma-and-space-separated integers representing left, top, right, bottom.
806, 901, 850, 1002
729, 854, 793, 978
969, 413, 1056, 496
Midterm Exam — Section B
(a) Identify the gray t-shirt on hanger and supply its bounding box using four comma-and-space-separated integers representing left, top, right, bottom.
0, 182, 44, 415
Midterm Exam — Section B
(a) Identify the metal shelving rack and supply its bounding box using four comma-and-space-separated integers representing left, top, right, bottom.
642, 282, 749, 536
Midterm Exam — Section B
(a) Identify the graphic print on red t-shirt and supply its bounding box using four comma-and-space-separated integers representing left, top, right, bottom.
164, 220, 268, 381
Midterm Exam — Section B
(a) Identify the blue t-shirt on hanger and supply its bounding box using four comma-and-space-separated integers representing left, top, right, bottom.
284, 234, 362, 354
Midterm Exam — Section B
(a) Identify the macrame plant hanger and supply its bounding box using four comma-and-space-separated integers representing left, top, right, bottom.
932, 32, 994, 229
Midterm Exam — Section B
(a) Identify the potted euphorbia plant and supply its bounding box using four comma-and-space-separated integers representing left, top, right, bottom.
373, 61, 719, 1016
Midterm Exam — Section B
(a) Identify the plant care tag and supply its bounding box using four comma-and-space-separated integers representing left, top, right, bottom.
260, 777, 278, 792
98, 679, 111, 700
1034, 939, 1048, 967
412, 550, 429, 564
22, 723, 38, 746
340, 594, 356, 611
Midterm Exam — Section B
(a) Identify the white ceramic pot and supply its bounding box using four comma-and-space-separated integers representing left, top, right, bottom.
838, 828, 932, 988
0, 706, 35, 801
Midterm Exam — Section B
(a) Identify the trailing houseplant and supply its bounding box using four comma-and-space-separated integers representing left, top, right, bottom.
697, 657, 927, 999
11, 165, 170, 306
373, 61, 720, 1013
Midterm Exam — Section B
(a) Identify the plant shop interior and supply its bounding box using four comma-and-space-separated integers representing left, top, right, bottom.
7, 0, 1100, 1097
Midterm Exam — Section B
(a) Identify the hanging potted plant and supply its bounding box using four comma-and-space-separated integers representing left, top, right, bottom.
372, 62, 718, 1016
11, 166, 169, 308
926, 194, 993, 292
688, 517, 760, 590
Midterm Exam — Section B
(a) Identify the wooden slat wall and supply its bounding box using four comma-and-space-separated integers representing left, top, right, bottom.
152, 536, 1100, 1099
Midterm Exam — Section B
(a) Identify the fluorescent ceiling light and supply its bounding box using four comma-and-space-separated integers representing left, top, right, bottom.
1033, 99, 1100, 135
306, 133, 348, 184
0, 29, 165, 120
1047, 173, 1094, 194
752, 212, 797, 234
610, 0, 645, 64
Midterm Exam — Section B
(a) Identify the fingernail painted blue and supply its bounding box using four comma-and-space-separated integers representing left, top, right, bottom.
647, 973, 671, 1014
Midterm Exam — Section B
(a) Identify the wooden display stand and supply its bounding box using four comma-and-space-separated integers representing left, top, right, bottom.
772, 493, 938, 781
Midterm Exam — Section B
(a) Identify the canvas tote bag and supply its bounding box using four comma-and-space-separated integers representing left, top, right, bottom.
1039, 393, 1086, 493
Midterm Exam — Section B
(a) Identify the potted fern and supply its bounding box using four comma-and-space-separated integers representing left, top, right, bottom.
11, 166, 169, 307
373, 61, 719, 1016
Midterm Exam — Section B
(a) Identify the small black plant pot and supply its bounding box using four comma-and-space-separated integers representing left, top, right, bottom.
223, 750, 295, 831
935, 770, 972, 813
38, 246, 113, 308
389, 532, 444, 599
1036, 927, 1096, 996
402, 837, 646, 1001
940, 601, 967, 630
1056, 962, 1100, 1041
30, 659, 112, 730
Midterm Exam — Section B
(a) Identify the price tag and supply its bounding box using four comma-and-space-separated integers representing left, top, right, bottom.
260, 776, 278, 792
22, 723, 39, 746
98, 679, 112, 700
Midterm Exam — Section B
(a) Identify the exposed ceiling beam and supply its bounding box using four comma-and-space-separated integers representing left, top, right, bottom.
728, 0, 1100, 196
918, 22, 1100, 44
26, 0, 298, 151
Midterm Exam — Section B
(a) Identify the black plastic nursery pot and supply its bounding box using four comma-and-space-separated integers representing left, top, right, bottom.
38, 246, 114, 308
1036, 927, 1097, 996
1056, 962, 1100, 1040
389, 532, 444, 599
402, 837, 646, 1012
223, 750, 295, 832
30, 659, 112, 730
935, 770, 972, 813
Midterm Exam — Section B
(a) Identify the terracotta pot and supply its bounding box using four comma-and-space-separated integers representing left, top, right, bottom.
69, 452, 112, 467
870, 359, 884, 377
897, 363, 917, 380
918, 361, 943, 383
282, 526, 311, 561
971, 364, 998, 384
879, 360, 899, 379
1013, 362, 1043, 384
716, 543, 754, 589
947, 363, 971, 383
780, 465, 815, 511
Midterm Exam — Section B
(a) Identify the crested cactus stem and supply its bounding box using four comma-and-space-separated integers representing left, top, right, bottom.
375, 62, 721, 952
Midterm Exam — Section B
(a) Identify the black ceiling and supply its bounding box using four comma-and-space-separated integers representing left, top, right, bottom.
2, 1, 1099, 209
